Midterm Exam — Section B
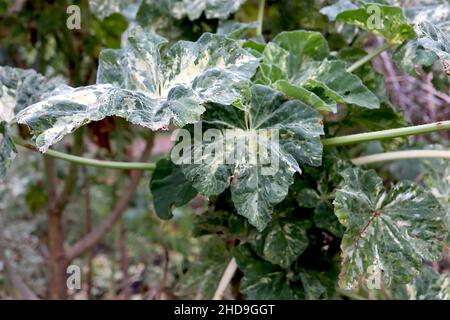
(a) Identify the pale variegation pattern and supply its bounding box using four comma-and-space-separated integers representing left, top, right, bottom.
258, 31, 380, 112
91, 0, 247, 22
172, 0, 246, 20
89, 0, 139, 20
334, 167, 447, 289
17, 30, 259, 152
0, 66, 58, 123
416, 21, 450, 76
0, 121, 17, 179
250, 218, 310, 269
180, 85, 323, 231
402, 266, 450, 300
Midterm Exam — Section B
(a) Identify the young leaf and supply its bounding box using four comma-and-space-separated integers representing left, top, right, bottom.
150, 158, 198, 220
17, 30, 259, 152
233, 243, 304, 299
334, 167, 447, 289
259, 31, 380, 112
0, 121, 17, 179
251, 218, 310, 269
321, 2, 416, 44
180, 84, 324, 231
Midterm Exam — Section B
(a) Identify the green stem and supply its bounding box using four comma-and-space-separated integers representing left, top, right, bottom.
352, 150, 450, 166
346, 42, 394, 73
13, 136, 156, 171
256, 0, 265, 37
12, 121, 449, 171
323, 121, 450, 147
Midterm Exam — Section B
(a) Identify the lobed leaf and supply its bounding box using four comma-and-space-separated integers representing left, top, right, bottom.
259, 30, 380, 112
150, 158, 198, 220
180, 84, 324, 231
334, 167, 447, 289
17, 30, 259, 152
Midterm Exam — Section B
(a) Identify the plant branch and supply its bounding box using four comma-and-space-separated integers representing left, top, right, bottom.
323, 121, 450, 147
352, 149, 450, 165
256, 0, 265, 38
346, 42, 395, 73
13, 136, 156, 171
213, 258, 238, 300
12, 121, 450, 171
56, 129, 84, 211
65, 139, 154, 261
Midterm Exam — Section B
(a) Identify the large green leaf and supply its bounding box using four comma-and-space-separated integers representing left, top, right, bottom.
334, 167, 447, 289
150, 158, 198, 220
180, 84, 324, 231
321, 1, 416, 43
0, 121, 16, 179
16, 30, 259, 152
259, 31, 380, 112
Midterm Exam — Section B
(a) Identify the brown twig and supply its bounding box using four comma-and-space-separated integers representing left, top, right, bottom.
66, 138, 154, 261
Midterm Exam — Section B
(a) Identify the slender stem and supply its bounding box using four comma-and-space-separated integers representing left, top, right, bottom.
352, 150, 450, 165
256, 0, 265, 37
323, 121, 450, 147
346, 42, 395, 73
13, 136, 156, 171
11, 121, 450, 171
213, 258, 238, 300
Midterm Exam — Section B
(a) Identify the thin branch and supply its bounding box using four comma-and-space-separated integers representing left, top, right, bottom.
213, 258, 238, 300
13, 136, 156, 171
13, 121, 450, 171
65, 139, 154, 261
352, 149, 450, 165
56, 129, 84, 212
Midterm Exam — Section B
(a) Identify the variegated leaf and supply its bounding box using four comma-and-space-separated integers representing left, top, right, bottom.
172, 0, 246, 20
334, 167, 447, 289
0, 121, 16, 179
259, 31, 380, 112
17, 30, 259, 152
180, 84, 323, 231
